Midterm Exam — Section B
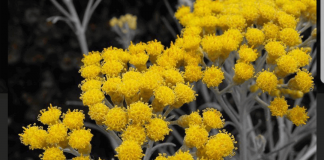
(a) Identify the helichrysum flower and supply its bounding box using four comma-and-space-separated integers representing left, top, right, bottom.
155, 153, 168, 160
40, 147, 66, 160
202, 108, 224, 130
205, 131, 236, 159
145, 116, 172, 141
256, 70, 278, 93
72, 155, 91, 160
233, 62, 255, 84
121, 124, 147, 145
62, 109, 85, 130
241, 4, 259, 24
163, 68, 185, 87
88, 103, 109, 124
287, 105, 309, 126
178, 111, 203, 128
115, 140, 144, 160
237, 45, 258, 63
80, 89, 105, 106
129, 52, 149, 70
184, 124, 209, 148
79, 78, 103, 92
38, 104, 61, 125
102, 77, 122, 95
156, 54, 178, 69
201, 34, 223, 62
146, 39, 164, 63
184, 65, 203, 83
276, 11, 298, 29
101, 60, 124, 77
183, 34, 201, 51
169, 150, 194, 160
79, 65, 101, 79
175, 5, 191, 21
245, 28, 265, 46
119, 79, 141, 99
202, 65, 224, 88
219, 14, 247, 31
46, 123, 68, 145
293, 69, 314, 93
102, 47, 130, 64
279, 28, 302, 47
276, 55, 299, 74
222, 29, 243, 52
122, 68, 142, 81
68, 128, 93, 150
264, 41, 286, 60
262, 22, 280, 40
141, 70, 164, 92
257, 3, 276, 23
104, 106, 128, 131
173, 83, 197, 108
127, 101, 153, 125
268, 96, 289, 117
81, 51, 102, 66
153, 85, 176, 107
287, 48, 311, 67
19, 125, 48, 150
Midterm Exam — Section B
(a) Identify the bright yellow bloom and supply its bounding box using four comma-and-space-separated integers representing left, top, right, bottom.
62, 109, 85, 130
201, 34, 222, 62
287, 105, 309, 126
276, 55, 299, 74
262, 22, 280, 40
155, 153, 169, 160
127, 101, 153, 125
88, 103, 109, 124
72, 155, 91, 160
175, 6, 191, 21
38, 104, 61, 125
163, 68, 184, 87
121, 124, 147, 145
205, 131, 236, 159
102, 77, 122, 95
256, 70, 278, 93
200, 15, 218, 29
184, 65, 203, 83
146, 116, 172, 141
218, 14, 247, 31
178, 111, 203, 128
169, 150, 194, 160
68, 128, 93, 150
80, 89, 105, 106
81, 51, 102, 66
146, 39, 164, 63
119, 79, 141, 98
237, 45, 258, 63
287, 48, 312, 67
183, 26, 202, 37
19, 125, 48, 150
79, 78, 102, 92
79, 65, 101, 79
268, 96, 289, 117
202, 66, 224, 88
156, 54, 178, 69
183, 34, 201, 51
264, 41, 286, 60
122, 68, 142, 81
101, 47, 130, 64
141, 69, 164, 92
282, 3, 301, 17
203, 108, 224, 130
173, 83, 197, 108
241, 4, 259, 25
279, 28, 301, 47
257, 3, 276, 23
276, 11, 298, 29
210, 1, 224, 13
41, 147, 66, 160
101, 60, 124, 77
153, 85, 176, 107
128, 42, 146, 55
245, 28, 265, 46
46, 123, 68, 145
293, 69, 314, 93
233, 62, 255, 84
104, 106, 128, 131
129, 53, 149, 70
115, 140, 144, 160
222, 29, 243, 52
184, 124, 208, 148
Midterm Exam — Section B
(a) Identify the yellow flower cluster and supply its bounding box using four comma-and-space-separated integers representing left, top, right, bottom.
109, 14, 137, 31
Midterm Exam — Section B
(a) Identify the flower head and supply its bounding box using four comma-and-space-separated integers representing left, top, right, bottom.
145, 116, 172, 141
163, 68, 185, 87
237, 45, 258, 63
104, 106, 128, 131
62, 109, 85, 130
287, 48, 311, 67
276, 55, 299, 74
205, 131, 236, 159
287, 105, 309, 126
202, 65, 224, 88
233, 62, 255, 84
262, 22, 280, 40
101, 60, 124, 77
38, 104, 61, 125
256, 70, 278, 93
82, 51, 102, 66
127, 101, 153, 125
279, 28, 301, 47
19, 125, 48, 150
121, 124, 147, 145
268, 96, 289, 117
68, 128, 93, 150
115, 140, 144, 160
153, 85, 176, 106
80, 89, 105, 106
41, 147, 66, 160
88, 103, 109, 124
102, 77, 122, 95
173, 83, 197, 108
169, 150, 194, 160
294, 69, 314, 93
184, 124, 209, 148
245, 28, 265, 46
80, 78, 103, 92
79, 65, 101, 79
177, 111, 203, 128
203, 108, 224, 130
184, 65, 203, 83
47, 123, 68, 145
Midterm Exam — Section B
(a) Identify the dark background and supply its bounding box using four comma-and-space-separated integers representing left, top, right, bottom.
8, 1, 181, 159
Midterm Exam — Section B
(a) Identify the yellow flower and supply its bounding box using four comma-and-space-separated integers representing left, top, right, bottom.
268, 96, 289, 117
80, 89, 105, 106
276, 11, 298, 29
184, 124, 209, 148
102, 77, 122, 95
79, 78, 102, 92
218, 14, 247, 31
282, 3, 302, 17
38, 104, 61, 125
79, 65, 101, 79
200, 15, 218, 29
279, 28, 301, 47
104, 106, 128, 131
173, 83, 197, 108
46, 123, 68, 145
183, 34, 201, 51
81, 51, 102, 66
241, 4, 259, 25
257, 3, 276, 23
88, 103, 109, 124
68, 128, 93, 150
156, 54, 178, 69
163, 68, 185, 87
245, 28, 265, 46
101, 59, 124, 77
184, 65, 203, 83
115, 140, 144, 160
175, 6, 191, 21
129, 53, 149, 70
155, 153, 169, 160
146, 39, 164, 63
202, 65, 224, 88
233, 62, 255, 84
19, 125, 48, 150
62, 109, 85, 130
169, 150, 194, 160
287, 48, 311, 67
127, 101, 153, 125
72, 155, 91, 160
201, 34, 223, 62
128, 41, 146, 55
256, 70, 278, 93
41, 147, 66, 160
121, 124, 147, 145
178, 111, 203, 128
146, 116, 172, 141
264, 41, 286, 60
222, 29, 243, 52
262, 22, 280, 40
101, 47, 130, 64
287, 105, 309, 126
276, 55, 299, 74
141, 69, 164, 92
294, 69, 314, 93
203, 108, 224, 130
153, 85, 176, 107
119, 79, 141, 98
237, 44, 258, 63
205, 131, 236, 159
122, 68, 142, 81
